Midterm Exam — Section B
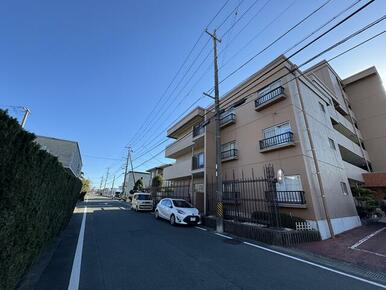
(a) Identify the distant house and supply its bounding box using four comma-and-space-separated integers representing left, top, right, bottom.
35, 135, 82, 178
146, 164, 172, 181
123, 171, 150, 194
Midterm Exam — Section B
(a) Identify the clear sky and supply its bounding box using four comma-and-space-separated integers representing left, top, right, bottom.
1, 0, 385, 188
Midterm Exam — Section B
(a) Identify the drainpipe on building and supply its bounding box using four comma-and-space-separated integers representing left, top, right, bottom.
293, 70, 335, 239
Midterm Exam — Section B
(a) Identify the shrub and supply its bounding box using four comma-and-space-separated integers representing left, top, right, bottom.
151, 175, 163, 188
251, 211, 305, 229
0, 110, 81, 290
351, 187, 379, 218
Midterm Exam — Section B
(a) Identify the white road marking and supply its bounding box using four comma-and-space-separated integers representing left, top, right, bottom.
351, 247, 386, 258
350, 227, 386, 249
67, 199, 88, 290
243, 241, 386, 289
195, 226, 207, 231
214, 232, 233, 239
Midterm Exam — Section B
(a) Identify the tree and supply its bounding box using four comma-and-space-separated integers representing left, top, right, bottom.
81, 177, 91, 193
152, 175, 163, 188
133, 177, 144, 191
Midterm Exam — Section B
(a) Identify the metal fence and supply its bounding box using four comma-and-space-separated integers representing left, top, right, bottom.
207, 165, 283, 227
147, 180, 192, 205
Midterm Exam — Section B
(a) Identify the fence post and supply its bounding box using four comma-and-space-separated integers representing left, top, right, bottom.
265, 165, 280, 228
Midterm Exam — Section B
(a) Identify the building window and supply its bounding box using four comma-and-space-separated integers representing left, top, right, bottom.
328, 138, 336, 150
340, 182, 348, 195
258, 80, 281, 96
221, 141, 237, 159
263, 122, 291, 139
319, 102, 325, 113
276, 175, 303, 192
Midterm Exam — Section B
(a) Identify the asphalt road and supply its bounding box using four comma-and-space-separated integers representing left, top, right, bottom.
32, 195, 385, 290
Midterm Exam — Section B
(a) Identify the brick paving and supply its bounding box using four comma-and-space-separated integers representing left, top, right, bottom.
295, 222, 386, 273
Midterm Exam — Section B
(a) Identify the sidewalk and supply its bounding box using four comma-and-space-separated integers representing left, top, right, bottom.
295, 222, 386, 273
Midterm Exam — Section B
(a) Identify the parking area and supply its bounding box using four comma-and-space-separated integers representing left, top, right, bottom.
296, 223, 386, 273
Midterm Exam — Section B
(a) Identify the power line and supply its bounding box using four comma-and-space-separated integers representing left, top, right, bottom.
127, 0, 240, 147
131, 30, 385, 171
130, 0, 369, 160
129, 12, 382, 168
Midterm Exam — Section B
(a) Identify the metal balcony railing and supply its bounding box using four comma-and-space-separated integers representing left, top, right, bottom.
259, 132, 294, 150
193, 124, 205, 137
221, 149, 238, 160
220, 113, 236, 127
255, 86, 285, 108
192, 154, 204, 170
270, 190, 306, 205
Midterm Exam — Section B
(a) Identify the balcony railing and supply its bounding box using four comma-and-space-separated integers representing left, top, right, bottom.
192, 155, 204, 170
255, 86, 285, 109
193, 124, 205, 137
221, 149, 238, 160
259, 132, 294, 151
267, 190, 306, 205
220, 113, 236, 127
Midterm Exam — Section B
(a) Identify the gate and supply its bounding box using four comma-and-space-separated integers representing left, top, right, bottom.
206, 165, 281, 227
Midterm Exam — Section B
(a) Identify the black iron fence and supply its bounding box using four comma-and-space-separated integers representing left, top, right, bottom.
147, 180, 191, 205
259, 132, 294, 150
207, 165, 282, 227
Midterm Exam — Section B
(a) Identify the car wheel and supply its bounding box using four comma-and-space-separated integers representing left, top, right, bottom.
155, 210, 159, 219
170, 214, 176, 226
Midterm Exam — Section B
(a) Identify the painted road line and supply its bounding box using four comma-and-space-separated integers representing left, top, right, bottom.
195, 226, 208, 231
352, 247, 386, 258
67, 199, 88, 290
350, 227, 386, 249
214, 233, 233, 239
243, 241, 386, 289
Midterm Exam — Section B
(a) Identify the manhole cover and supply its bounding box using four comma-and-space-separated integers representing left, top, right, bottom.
223, 239, 242, 245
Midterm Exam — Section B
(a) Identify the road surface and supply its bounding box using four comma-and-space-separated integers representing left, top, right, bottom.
31, 195, 385, 290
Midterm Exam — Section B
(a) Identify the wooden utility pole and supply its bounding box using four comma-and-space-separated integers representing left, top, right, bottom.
206, 29, 223, 233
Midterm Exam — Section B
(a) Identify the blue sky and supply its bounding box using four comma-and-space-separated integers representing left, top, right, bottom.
1, 0, 385, 188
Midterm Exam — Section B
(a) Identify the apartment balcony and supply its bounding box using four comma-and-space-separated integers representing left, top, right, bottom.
259, 132, 295, 152
255, 86, 285, 111
221, 149, 238, 162
165, 132, 193, 159
220, 113, 236, 128
167, 106, 205, 138
192, 123, 205, 140
163, 159, 192, 180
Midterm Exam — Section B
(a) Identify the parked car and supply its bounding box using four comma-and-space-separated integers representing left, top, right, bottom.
155, 198, 201, 225
131, 192, 153, 211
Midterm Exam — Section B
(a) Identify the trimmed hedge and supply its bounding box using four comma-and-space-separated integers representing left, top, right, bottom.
0, 110, 82, 290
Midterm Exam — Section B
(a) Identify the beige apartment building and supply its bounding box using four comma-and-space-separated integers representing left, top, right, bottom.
163, 55, 386, 239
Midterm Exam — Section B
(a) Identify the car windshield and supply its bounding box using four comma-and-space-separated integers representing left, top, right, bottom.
137, 194, 152, 200
172, 200, 192, 208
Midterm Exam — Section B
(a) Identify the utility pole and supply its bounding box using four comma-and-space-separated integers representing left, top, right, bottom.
128, 147, 136, 185
103, 167, 110, 191
110, 175, 116, 196
122, 147, 131, 196
99, 176, 104, 195
206, 29, 223, 233
21, 107, 31, 128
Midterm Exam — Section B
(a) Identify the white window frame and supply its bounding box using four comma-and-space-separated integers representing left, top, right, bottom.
258, 80, 281, 96
340, 182, 348, 195
328, 138, 336, 150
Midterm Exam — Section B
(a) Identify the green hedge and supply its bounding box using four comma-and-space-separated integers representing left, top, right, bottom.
0, 110, 82, 290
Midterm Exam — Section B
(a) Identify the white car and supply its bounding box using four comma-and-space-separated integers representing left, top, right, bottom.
131, 192, 154, 211
155, 198, 201, 225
